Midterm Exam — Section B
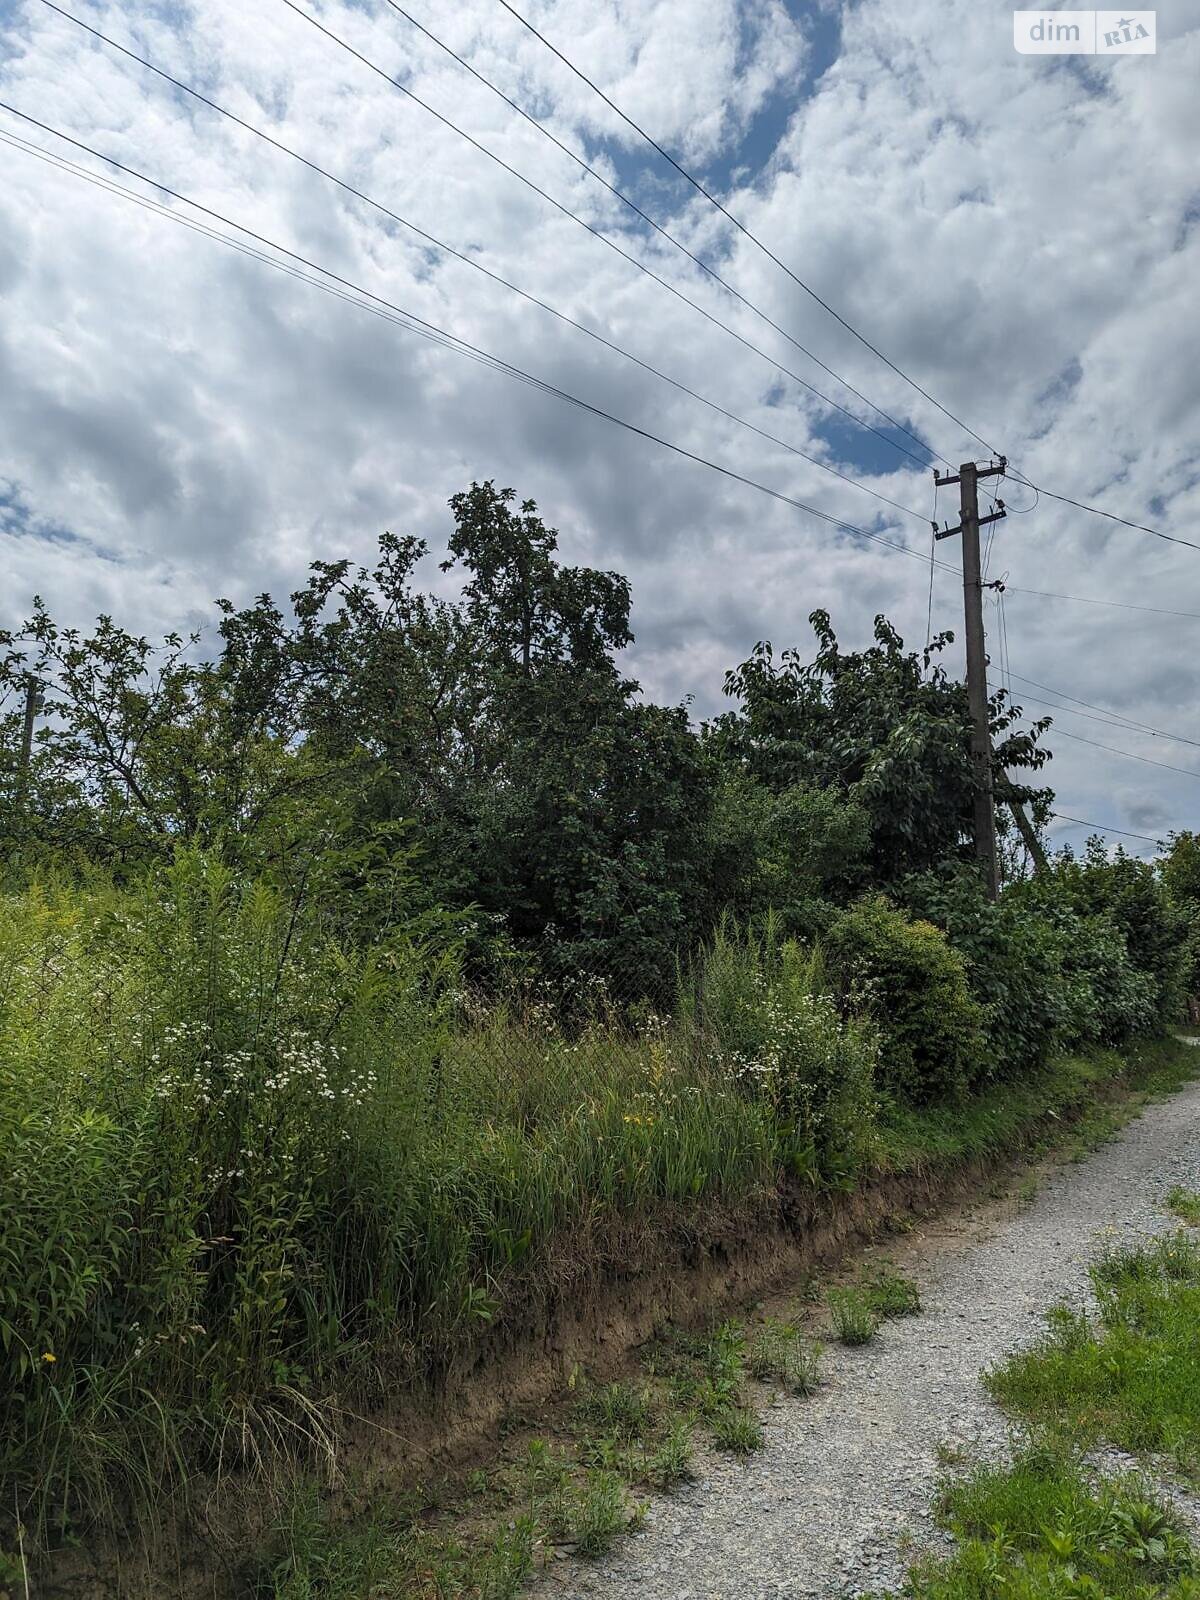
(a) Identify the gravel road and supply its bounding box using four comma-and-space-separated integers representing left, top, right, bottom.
541, 1060, 1200, 1600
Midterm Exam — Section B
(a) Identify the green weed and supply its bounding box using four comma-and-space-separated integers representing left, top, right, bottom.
862, 1269, 922, 1319
575, 1382, 653, 1444
987, 1232, 1200, 1469
747, 1319, 823, 1395
906, 1447, 1197, 1600
709, 1405, 764, 1455
565, 1469, 633, 1556
1168, 1187, 1200, 1225
643, 1419, 695, 1489
828, 1287, 879, 1346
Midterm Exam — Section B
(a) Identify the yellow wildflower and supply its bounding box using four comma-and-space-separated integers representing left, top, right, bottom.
42, 1352, 56, 1364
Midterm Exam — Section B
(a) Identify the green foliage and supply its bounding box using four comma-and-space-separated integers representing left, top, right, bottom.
903, 866, 1070, 1078
1167, 1188, 1200, 1225
703, 773, 870, 936
575, 1382, 653, 1445
0, 853, 786, 1544
2, 478, 1192, 1580
986, 1232, 1200, 1464
907, 1446, 1198, 1600
823, 897, 984, 1102
683, 917, 879, 1177
715, 611, 1050, 886
746, 1319, 823, 1394
861, 1269, 922, 1318
827, 1287, 879, 1345
708, 1404, 764, 1455
1051, 841, 1191, 1022
1161, 831, 1200, 909
564, 1469, 634, 1555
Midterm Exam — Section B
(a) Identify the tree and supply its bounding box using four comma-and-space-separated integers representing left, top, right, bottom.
713, 611, 1051, 886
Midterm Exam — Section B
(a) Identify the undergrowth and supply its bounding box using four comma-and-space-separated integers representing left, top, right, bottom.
986, 1230, 1200, 1469
905, 1446, 1198, 1600
1, 850, 1194, 1582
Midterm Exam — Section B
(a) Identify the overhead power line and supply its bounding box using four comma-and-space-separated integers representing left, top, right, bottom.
1049, 725, 1200, 782
1006, 469, 1200, 554
492, 0, 1002, 461
489, 6, 1196, 556
0, 129, 583, 389
33, 0, 929, 528
0, 105, 957, 576
1011, 681, 1200, 748
1004, 669, 1200, 751
1048, 812, 1164, 845
1004, 583, 1200, 620
1002, 683, 1200, 749
276, 0, 932, 472
376, 0, 940, 467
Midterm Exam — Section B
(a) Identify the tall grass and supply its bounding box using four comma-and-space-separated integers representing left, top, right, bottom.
0, 858, 881, 1546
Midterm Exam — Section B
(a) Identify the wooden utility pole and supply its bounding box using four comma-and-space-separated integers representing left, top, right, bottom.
934, 458, 1007, 901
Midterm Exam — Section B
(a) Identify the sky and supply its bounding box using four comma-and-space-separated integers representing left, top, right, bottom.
1, 0, 1198, 856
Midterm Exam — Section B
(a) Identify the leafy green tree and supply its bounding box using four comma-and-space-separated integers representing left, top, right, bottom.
1051, 838, 1189, 1019
703, 770, 871, 936
214, 483, 714, 991
713, 611, 1050, 886
1162, 830, 1200, 907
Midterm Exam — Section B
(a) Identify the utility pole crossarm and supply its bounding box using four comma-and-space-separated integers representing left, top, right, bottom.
936, 504, 1006, 540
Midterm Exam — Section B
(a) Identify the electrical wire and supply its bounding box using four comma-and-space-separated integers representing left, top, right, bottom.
1005, 685, 1200, 753
1003, 584, 1200, 620
492, 1, 1196, 552
1048, 812, 1163, 844
1048, 726, 1200, 782
0, 131, 586, 392
0, 105, 964, 578
31, 0, 931, 528
276, 0, 933, 471
374, 0, 940, 467
1003, 670, 1200, 750
483, 2, 1191, 554
1006, 468, 1200, 554
492, 0, 1003, 461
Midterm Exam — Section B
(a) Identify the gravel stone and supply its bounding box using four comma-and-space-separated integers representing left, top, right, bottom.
539, 1066, 1200, 1600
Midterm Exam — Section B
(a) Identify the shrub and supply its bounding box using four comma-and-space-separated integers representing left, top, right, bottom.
1007, 874, 1157, 1048
1053, 841, 1190, 1021
902, 867, 1069, 1079
684, 917, 879, 1178
823, 897, 984, 1102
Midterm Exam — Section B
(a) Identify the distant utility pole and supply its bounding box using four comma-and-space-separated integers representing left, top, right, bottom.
17, 674, 44, 804
934, 457, 1008, 901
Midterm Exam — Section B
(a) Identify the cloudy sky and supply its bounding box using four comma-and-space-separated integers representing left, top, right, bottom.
1, 0, 1197, 854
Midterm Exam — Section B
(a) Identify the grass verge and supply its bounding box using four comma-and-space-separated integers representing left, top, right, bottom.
986, 1230, 1200, 1473
905, 1445, 1198, 1600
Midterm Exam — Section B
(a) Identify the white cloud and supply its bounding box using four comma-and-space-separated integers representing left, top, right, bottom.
1, 0, 1197, 853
